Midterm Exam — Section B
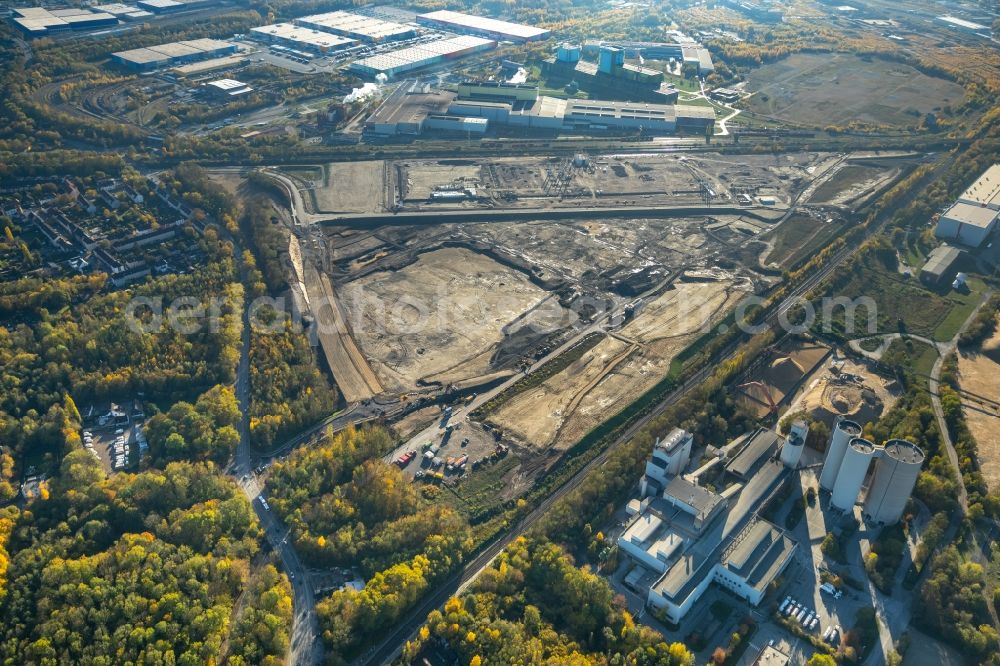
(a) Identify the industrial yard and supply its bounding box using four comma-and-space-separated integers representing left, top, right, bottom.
339, 246, 553, 393
785, 354, 900, 427
292, 152, 852, 215
488, 278, 745, 451
204, 146, 920, 521
293, 149, 910, 427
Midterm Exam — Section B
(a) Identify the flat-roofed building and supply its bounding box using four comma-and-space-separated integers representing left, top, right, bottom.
956, 164, 1000, 211
935, 202, 999, 247
295, 10, 415, 43
417, 9, 550, 43
448, 100, 512, 123
920, 244, 964, 286
423, 115, 488, 134
447, 93, 712, 135
250, 23, 357, 54
507, 95, 568, 129
171, 54, 247, 77
93, 3, 141, 16
203, 78, 253, 99
617, 512, 686, 574
564, 99, 672, 131
726, 428, 781, 480
616, 429, 797, 622
457, 81, 539, 103
752, 644, 791, 666
716, 519, 797, 605
646, 459, 793, 623
350, 35, 495, 79
642, 428, 693, 492
12, 7, 118, 35
137, 0, 184, 13
112, 38, 237, 71
364, 81, 455, 135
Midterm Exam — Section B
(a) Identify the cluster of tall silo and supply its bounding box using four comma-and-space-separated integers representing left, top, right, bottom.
863, 439, 926, 524
831, 437, 876, 512
819, 418, 924, 525
819, 419, 863, 490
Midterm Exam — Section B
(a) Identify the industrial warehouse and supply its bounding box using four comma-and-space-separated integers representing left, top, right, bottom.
544, 43, 680, 102
618, 417, 924, 624
10, 0, 217, 30
112, 38, 238, 71
935, 163, 1000, 248
416, 9, 551, 42
583, 40, 716, 75
249, 23, 357, 56
350, 36, 496, 79
365, 80, 715, 136
11, 7, 118, 36
294, 10, 416, 43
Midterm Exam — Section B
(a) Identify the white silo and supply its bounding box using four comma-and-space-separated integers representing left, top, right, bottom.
831, 437, 876, 512
780, 419, 808, 469
863, 439, 925, 525
819, 419, 863, 490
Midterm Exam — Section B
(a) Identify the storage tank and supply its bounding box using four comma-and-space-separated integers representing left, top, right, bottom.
556, 43, 581, 63
831, 437, 876, 512
780, 419, 808, 469
863, 439, 924, 525
819, 419, 862, 490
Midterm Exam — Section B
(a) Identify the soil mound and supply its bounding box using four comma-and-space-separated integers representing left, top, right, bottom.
766, 356, 805, 393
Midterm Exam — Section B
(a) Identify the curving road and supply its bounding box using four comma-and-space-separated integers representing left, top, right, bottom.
228, 241, 323, 666
927, 291, 993, 515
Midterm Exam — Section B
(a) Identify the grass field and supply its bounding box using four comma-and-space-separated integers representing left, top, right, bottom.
810, 165, 882, 203
824, 262, 985, 342
764, 214, 848, 270
934, 277, 987, 341
882, 337, 939, 378
744, 53, 966, 127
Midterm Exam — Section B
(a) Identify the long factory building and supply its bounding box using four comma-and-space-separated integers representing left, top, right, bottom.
365, 80, 715, 136
294, 10, 416, 43
350, 36, 496, 79
112, 38, 238, 71
12, 7, 118, 36
250, 23, 357, 55
583, 40, 715, 75
935, 163, 1000, 248
617, 427, 800, 624
416, 9, 550, 43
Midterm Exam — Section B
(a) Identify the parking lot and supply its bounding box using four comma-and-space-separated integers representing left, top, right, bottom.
82, 422, 141, 473
389, 407, 509, 484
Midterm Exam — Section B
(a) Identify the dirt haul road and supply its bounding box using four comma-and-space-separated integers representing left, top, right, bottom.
303, 263, 383, 403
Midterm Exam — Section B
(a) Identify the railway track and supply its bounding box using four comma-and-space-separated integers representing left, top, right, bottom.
351, 148, 959, 666
354, 198, 880, 666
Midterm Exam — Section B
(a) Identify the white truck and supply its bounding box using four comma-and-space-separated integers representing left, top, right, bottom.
820, 582, 844, 599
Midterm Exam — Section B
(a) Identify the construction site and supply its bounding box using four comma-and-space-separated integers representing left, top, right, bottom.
255, 149, 914, 501
289, 152, 840, 216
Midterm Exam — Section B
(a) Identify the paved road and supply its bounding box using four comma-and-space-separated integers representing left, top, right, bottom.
216, 151, 947, 665
927, 290, 993, 516
226, 242, 323, 666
